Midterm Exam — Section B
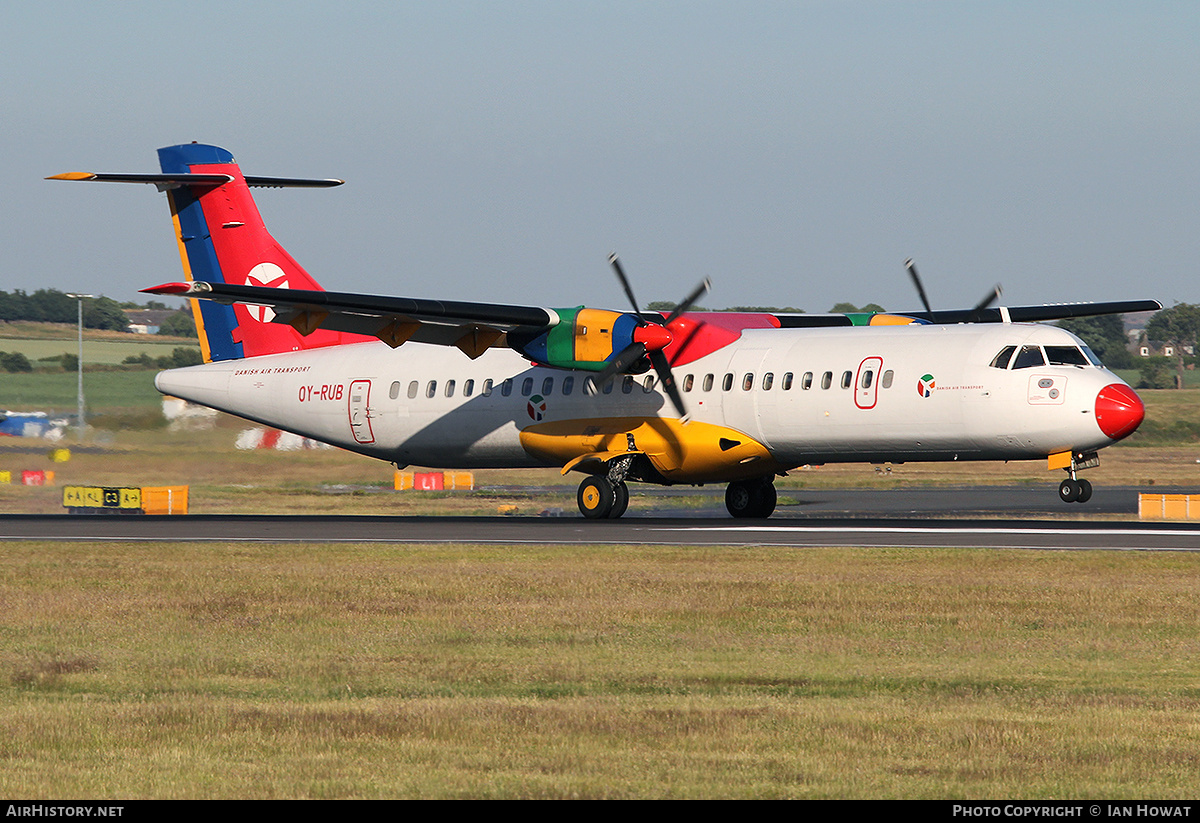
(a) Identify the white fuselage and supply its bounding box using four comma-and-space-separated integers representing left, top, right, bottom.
155, 321, 1130, 474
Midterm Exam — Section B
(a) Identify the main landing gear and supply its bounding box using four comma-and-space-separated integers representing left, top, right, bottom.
577, 475, 630, 519
725, 477, 777, 519
575, 474, 780, 519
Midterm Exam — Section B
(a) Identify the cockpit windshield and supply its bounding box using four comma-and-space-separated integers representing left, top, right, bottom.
1044, 345, 1089, 366
990, 344, 1098, 369
1012, 345, 1046, 369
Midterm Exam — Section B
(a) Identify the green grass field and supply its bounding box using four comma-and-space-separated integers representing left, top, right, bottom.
0, 321, 198, 365
0, 369, 162, 410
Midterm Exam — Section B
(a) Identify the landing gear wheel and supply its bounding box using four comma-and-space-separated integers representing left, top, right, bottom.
726, 478, 777, 519
1058, 479, 1080, 503
1076, 478, 1093, 503
609, 482, 630, 519
578, 476, 615, 519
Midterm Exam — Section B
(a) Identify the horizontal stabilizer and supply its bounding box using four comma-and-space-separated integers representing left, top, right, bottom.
47, 172, 343, 189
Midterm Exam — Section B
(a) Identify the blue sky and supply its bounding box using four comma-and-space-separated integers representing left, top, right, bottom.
3, 1, 1198, 313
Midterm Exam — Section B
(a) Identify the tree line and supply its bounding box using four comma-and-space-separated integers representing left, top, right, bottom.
0, 288, 195, 337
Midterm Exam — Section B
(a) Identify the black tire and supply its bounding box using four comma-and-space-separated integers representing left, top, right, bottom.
726, 480, 755, 518
578, 476, 614, 519
726, 479, 777, 519
1075, 478, 1093, 503
1058, 479, 1080, 503
756, 481, 778, 518
609, 482, 630, 519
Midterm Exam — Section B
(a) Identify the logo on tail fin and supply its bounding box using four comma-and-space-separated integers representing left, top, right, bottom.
244, 263, 290, 323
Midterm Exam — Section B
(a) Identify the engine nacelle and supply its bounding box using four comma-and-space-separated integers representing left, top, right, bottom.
508, 307, 647, 372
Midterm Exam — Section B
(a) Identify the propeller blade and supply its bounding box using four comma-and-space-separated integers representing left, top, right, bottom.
905, 258, 934, 319
609, 253, 648, 322
595, 341, 647, 387
649, 348, 687, 418
970, 284, 1003, 319
663, 277, 712, 326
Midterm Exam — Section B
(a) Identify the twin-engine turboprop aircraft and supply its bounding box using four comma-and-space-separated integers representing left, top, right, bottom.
50, 143, 1158, 518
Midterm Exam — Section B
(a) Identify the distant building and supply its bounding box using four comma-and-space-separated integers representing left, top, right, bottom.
122, 309, 178, 334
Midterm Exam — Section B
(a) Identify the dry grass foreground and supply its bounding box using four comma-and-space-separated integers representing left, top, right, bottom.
1, 540, 1199, 798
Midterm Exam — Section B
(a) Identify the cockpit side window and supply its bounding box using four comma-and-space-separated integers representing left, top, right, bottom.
989, 345, 1017, 369
1045, 345, 1089, 366
1080, 345, 1103, 367
1011, 345, 1046, 369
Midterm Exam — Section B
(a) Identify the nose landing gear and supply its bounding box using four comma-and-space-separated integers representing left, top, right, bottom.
1057, 450, 1099, 504
1058, 477, 1092, 503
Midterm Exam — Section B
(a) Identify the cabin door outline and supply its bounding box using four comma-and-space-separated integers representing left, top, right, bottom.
348, 379, 376, 444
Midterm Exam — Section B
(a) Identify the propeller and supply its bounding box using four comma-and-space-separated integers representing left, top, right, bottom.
904, 258, 1002, 323
904, 258, 934, 320
596, 254, 710, 417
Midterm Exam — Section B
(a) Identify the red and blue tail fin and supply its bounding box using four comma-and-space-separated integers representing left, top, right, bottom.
156, 143, 358, 362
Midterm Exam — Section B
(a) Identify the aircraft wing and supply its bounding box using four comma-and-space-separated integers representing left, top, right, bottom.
143, 280, 559, 354
144, 279, 1162, 361
771, 299, 1163, 328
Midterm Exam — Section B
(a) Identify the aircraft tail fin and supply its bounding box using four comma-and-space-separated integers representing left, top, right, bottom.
156, 143, 356, 362
52, 143, 355, 362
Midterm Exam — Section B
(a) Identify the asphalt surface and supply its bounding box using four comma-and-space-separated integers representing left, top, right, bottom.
5, 485, 1200, 549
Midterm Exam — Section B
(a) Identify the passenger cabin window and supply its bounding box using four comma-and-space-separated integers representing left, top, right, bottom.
445, 379, 456, 397
622, 375, 634, 394
763, 373, 774, 391
482, 379, 493, 397
703, 374, 714, 392
860, 370, 873, 389
742, 373, 754, 391
603, 379, 614, 395
1012, 346, 1046, 369
643, 375, 655, 393
821, 371, 832, 390
802, 372, 813, 390
542, 377, 554, 395
426, 380, 437, 399
407, 381, 419, 399
1045, 346, 1089, 366
683, 374, 694, 392
782, 373, 793, 390
562, 376, 574, 395
390, 381, 401, 400
522, 377, 534, 397
501, 378, 513, 397
882, 370, 894, 389
723, 373, 734, 391
840, 371, 852, 389
463, 379, 474, 397
990, 346, 1017, 369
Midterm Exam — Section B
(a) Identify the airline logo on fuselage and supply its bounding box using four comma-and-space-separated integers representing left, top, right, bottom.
528, 394, 547, 421
917, 374, 935, 398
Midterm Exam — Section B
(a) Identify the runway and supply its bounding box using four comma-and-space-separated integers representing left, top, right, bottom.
5, 485, 1200, 549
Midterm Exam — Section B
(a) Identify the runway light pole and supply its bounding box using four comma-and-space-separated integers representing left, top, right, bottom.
65, 293, 93, 439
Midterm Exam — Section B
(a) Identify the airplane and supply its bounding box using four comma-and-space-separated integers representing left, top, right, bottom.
49, 143, 1160, 518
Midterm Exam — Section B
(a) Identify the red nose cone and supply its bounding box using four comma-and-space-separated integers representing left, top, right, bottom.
1095, 383, 1145, 441
632, 323, 672, 352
